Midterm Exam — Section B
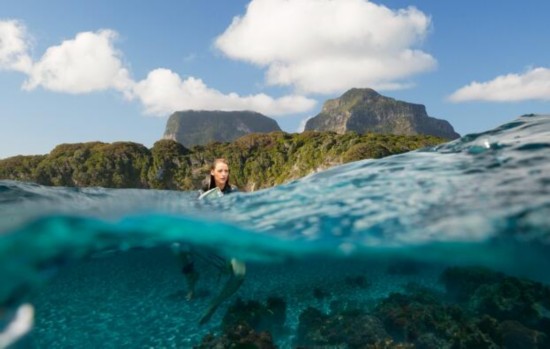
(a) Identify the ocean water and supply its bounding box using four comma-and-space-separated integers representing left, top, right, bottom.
1, 114, 549, 348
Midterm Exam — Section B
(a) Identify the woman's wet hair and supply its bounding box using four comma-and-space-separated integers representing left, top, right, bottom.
210, 158, 229, 171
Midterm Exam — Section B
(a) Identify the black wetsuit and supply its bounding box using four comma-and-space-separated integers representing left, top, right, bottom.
181, 179, 244, 324
182, 180, 237, 276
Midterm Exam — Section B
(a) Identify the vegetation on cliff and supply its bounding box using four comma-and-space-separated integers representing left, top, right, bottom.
305, 88, 460, 139
0, 132, 446, 191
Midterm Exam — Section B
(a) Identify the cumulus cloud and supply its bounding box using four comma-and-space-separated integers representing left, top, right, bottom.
0, 19, 32, 73
1, 20, 316, 117
449, 67, 550, 102
133, 68, 317, 116
215, 0, 436, 94
296, 116, 312, 132
23, 30, 134, 94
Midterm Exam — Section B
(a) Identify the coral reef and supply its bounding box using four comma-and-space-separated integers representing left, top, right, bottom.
194, 322, 276, 349
296, 306, 390, 348
222, 297, 287, 338
197, 266, 550, 348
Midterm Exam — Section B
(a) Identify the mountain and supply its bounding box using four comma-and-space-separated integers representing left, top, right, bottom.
163, 110, 282, 147
305, 88, 460, 139
0, 132, 446, 191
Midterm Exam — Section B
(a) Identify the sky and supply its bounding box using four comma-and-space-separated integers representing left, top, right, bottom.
1, 0, 549, 159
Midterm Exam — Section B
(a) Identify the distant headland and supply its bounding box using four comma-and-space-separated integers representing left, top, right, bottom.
0, 88, 457, 191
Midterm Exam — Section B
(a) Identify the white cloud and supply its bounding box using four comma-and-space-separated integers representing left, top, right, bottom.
449, 67, 550, 102
133, 68, 317, 116
23, 30, 134, 94
2, 20, 316, 117
0, 19, 32, 73
215, 0, 436, 94
296, 116, 312, 132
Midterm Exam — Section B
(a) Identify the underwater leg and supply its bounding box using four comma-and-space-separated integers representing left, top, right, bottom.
199, 259, 246, 325
179, 250, 199, 300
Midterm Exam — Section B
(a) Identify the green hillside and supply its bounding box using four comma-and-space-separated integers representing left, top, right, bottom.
0, 132, 446, 191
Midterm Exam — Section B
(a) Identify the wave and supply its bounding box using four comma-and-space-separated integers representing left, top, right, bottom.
1, 114, 549, 347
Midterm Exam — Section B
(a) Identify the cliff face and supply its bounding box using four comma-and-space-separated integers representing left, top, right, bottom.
305, 88, 460, 139
163, 110, 282, 147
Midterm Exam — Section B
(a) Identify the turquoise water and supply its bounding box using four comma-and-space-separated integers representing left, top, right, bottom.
1, 114, 549, 348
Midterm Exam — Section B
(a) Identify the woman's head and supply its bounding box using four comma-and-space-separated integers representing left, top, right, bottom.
209, 158, 230, 189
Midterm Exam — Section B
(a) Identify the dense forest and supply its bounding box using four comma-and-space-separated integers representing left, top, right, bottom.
0, 131, 446, 191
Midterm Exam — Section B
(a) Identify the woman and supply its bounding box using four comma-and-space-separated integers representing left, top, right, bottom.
200, 158, 238, 194
179, 158, 245, 324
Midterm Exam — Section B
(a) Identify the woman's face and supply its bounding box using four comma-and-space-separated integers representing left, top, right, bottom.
211, 162, 229, 187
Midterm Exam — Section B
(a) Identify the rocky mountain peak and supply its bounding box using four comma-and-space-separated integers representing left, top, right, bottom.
306, 88, 459, 139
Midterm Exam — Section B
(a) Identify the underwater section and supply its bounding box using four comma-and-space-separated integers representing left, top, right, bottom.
0, 114, 549, 348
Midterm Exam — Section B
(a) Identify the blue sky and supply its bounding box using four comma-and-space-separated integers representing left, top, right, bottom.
1, 0, 549, 159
